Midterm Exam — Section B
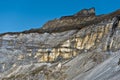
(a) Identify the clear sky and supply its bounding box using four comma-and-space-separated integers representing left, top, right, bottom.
0, 0, 120, 33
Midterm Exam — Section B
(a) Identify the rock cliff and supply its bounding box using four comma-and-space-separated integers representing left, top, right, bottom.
0, 8, 120, 80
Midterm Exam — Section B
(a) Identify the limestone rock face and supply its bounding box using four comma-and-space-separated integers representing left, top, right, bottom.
0, 8, 120, 80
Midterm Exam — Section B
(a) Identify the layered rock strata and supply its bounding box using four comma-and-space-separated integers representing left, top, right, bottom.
0, 8, 120, 80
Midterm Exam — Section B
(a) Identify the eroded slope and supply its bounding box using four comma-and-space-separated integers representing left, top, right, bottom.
0, 8, 120, 80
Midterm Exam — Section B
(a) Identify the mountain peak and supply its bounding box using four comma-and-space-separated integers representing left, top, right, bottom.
74, 7, 95, 16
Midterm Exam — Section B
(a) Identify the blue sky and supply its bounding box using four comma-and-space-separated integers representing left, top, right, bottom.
0, 0, 120, 33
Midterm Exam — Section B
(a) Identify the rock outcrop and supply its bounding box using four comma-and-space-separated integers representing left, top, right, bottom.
74, 7, 95, 16
0, 8, 120, 80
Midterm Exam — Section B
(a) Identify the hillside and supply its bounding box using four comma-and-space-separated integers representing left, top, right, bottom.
0, 8, 120, 80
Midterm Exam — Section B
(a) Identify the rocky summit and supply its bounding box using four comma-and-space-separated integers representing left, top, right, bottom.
0, 8, 120, 80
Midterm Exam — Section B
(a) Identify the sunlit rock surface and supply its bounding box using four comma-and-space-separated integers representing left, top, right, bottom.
0, 8, 120, 80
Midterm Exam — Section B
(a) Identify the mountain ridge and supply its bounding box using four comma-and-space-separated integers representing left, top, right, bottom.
0, 8, 120, 36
